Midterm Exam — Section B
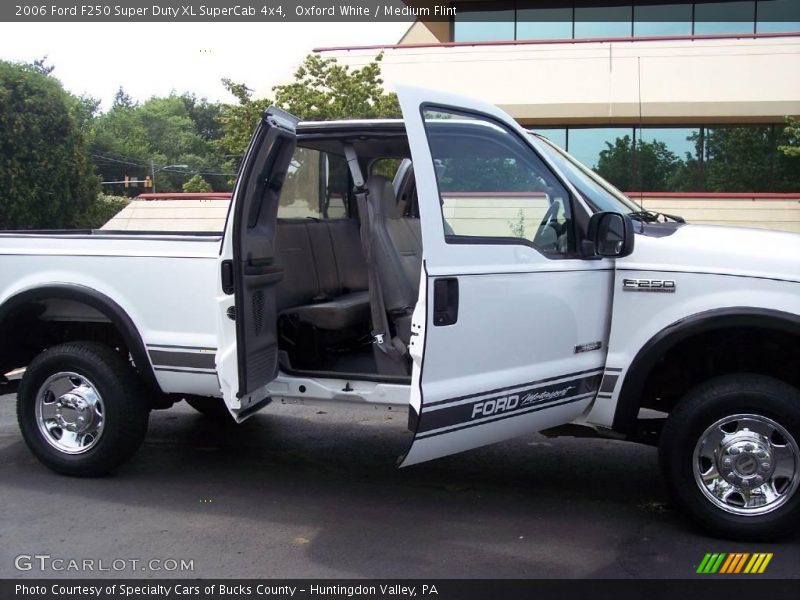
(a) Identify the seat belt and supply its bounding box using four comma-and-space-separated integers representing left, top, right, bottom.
343, 145, 406, 362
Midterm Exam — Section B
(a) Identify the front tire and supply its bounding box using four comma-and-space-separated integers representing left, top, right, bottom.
17, 342, 150, 476
660, 374, 800, 540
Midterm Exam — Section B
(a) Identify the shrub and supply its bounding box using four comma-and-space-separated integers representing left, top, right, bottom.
0, 61, 99, 229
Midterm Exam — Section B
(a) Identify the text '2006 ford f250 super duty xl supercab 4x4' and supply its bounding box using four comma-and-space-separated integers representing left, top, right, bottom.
1, 86, 799, 540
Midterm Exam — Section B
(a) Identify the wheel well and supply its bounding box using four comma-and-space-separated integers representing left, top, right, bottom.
0, 286, 163, 400
614, 309, 800, 434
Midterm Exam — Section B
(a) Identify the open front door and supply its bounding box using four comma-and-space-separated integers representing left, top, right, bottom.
398, 86, 613, 466
216, 107, 298, 421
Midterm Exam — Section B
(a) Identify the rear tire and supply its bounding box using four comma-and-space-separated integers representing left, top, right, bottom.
185, 396, 232, 421
660, 374, 800, 540
17, 342, 150, 477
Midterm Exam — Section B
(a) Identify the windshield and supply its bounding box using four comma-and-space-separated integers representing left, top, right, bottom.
529, 134, 640, 214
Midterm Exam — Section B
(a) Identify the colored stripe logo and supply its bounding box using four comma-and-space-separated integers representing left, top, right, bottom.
697, 553, 773, 574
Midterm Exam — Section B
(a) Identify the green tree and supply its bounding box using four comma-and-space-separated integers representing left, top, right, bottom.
217, 78, 271, 164
273, 52, 400, 121
702, 126, 774, 192
595, 136, 635, 190
71, 94, 101, 131
180, 94, 224, 141
778, 117, 800, 158
217, 53, 401, 165
637, 140, 682, 191
594, 127, 800, 193
683, 126, 800, 193
112, 86, 135, 110
92, 93, 229, 194
0, 60, 99, 228
29, 56, 55, 75
182, 174, 213, 193
74, 193, 130, 229
596, 136, 682, 191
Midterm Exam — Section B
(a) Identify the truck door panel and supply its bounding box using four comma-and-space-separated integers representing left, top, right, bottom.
216, 107, 298, 419
397, 86, 614, 465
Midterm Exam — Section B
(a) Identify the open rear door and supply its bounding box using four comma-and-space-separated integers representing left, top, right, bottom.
216, 107, 298, 421
398, 85, 611, 466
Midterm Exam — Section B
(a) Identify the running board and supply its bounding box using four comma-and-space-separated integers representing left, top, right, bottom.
540, 423, 626, 441
540, 420, 664, 446
233, 397, 272, 423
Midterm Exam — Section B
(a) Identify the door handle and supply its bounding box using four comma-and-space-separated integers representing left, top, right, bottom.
221, 260, 234, 295
433, 278, 459, 326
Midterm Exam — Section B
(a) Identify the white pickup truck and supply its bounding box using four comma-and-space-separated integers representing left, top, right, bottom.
1, 87, 799, 540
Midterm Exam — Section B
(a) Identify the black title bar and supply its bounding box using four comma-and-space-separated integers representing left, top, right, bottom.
4, 579, 800, 600
4, 1, 799, 23
5, 1, 424, 22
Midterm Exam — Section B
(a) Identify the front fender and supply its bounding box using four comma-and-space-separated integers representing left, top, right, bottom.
586, 266, 800, 430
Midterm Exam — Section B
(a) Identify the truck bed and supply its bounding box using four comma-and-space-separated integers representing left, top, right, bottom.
0, 229, 223, 397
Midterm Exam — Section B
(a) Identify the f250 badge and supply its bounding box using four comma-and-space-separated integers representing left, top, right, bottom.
622, 278, 676, 293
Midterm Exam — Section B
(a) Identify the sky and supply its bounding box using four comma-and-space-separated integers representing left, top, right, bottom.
0, 22, 409, 110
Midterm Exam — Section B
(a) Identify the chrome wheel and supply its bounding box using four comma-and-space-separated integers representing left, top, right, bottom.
35, 372, 105, 454
693, 414, 799, 516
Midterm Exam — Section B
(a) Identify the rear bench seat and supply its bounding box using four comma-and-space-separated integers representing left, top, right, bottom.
275, 219, 369, 331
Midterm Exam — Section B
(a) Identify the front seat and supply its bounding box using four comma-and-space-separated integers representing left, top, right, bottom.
365, 175, 423, 345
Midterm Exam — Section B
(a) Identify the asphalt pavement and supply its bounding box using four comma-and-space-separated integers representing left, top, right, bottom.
1, 384, 797, 579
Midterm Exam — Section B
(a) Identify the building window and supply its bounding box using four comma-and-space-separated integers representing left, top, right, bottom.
452, 0, 799, 43
567, 127, 634, 171
531, 124, 799, 193
633, 2, 693, 36
574, 2, 634, 38
516, 5, 574, 40
704, 125, 775, 192
756, 0, 800, 33
453, 3, 515, 42
694, 1, 756, 34
631, 127, 703, 191
531, 127, 568, 149
637, 127, 699, 159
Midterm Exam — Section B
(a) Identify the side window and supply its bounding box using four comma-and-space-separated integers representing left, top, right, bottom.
278, 148, 350, 219
422, 107, 574, 256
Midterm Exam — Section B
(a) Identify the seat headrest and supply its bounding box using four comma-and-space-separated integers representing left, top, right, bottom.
366, 175, 400, 219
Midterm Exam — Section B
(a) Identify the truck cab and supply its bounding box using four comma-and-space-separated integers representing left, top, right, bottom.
217, 88, 636, 468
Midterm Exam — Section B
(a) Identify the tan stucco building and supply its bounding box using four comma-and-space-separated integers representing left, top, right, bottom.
314, 0, 800, 231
